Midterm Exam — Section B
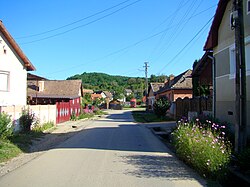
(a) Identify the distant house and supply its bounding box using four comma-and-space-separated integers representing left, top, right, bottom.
156, 69, 193, 102
94, 90, 113, 101
124, 89, 133, 96
0, 21, 36, 106
192, 51, 213, 97
203, 0, 250, 129
147, 82, 164, 110
27, 79, 83, 105
27, 73, 47, 81
83, 89, 94, 95
91, 93, 103, 101
27, 79, 83, 123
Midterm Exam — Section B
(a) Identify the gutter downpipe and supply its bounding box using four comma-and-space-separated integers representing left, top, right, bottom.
208, 54, 216, 118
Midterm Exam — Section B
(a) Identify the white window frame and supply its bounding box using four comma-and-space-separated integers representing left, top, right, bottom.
229, 36, 250, 79
0, 71, 10, 92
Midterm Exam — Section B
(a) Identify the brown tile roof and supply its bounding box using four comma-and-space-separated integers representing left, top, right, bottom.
192, 51, 213, 77
27, 80, 82, 99
157, 69, 193, 93
149, 83, 165, 93
103, 91, 113, 99
203, 0, 229, 50
83, 89, 94, 94
0, 21, 35, 71
27, 73, 48, 80
91, 93, 103, 100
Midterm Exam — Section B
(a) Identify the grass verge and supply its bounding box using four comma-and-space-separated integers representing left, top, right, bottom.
0, 140, 22, 163
132, 110, 174, 123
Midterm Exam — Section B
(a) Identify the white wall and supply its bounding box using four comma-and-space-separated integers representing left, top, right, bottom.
0, 105, 57, 131
0, 33, 27, 106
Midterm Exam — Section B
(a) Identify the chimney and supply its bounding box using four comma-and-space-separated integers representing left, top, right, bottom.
38, 81, 44, 92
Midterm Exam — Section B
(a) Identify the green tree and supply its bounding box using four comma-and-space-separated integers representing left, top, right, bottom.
153, 96, 171, 118
82, 93, 92, 107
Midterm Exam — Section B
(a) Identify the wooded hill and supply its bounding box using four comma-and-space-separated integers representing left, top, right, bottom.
67, 72, 168, 96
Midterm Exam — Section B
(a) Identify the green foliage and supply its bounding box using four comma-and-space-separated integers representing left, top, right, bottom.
32, 122, 55, 132
172, 120, 231, 179
70, 111, 77, 121
0, 140, 22, 163
19, 109, 38, 133
82, 93, 92, 107
132, 110, 173, 123
153, 97, 171, 117
150, 74, 168, 82
0, 112, 13, 139
78, 112, 94, 120
126, 93, 135, 102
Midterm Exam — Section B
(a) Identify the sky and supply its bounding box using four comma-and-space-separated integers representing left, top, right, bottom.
1, 0, 218, 80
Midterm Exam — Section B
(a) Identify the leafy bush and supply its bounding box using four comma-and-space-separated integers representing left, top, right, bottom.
32, 121, 54, 132
153, 96, 171, 118
172, 119, 231, 179
0, 112, 13, 139
19, 109, 38, 133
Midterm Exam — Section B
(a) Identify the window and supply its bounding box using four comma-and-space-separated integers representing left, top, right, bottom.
247, 0, 250, 15
0, 71, 9, 91
229, 45, 236, 78
229, 37, 250, 79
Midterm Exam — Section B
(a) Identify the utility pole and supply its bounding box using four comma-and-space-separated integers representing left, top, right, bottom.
232, 0, 247, 152
143, 62, 149, 96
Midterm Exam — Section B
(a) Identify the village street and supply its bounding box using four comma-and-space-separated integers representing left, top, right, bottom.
0, 110, 206, 187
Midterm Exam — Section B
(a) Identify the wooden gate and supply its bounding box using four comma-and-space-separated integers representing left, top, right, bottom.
56, 102, 70, 124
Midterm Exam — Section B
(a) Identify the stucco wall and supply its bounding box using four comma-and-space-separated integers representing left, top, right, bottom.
0, 33, 27, 106
213, 0, 250, 135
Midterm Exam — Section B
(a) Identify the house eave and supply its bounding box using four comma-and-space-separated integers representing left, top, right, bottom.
203, 0, 229, 51
0, 21, 36, 71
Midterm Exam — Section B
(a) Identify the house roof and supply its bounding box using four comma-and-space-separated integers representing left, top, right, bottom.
149, 82, 165, 93
203, 0, 229, 50
27, 80, 82, 99
192, 51, 213, 77
0, 21, 36, 71
83, 89, 94, 94
157, 69, 193, 94
91, 93, 103, 100
27, 73, 48, 80
103, 91, 113, 99
125, 89, 132, 93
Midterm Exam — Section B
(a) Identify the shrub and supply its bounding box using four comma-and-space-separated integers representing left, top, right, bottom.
0, 112, 13, 139
32, 121, 54, 132
78, 112, 94, 120
70, 111, 77, 121
19, 109, 38, 133
172, 119, 231, 179
153, 96, 171, 118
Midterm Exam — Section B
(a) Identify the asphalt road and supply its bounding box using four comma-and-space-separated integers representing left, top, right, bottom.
0, 110, 206, 187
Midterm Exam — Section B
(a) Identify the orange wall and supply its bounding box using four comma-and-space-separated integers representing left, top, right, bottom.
156, 89, 192, 102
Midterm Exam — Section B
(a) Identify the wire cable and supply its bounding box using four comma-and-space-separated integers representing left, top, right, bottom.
16, 0, 132, 39
20, 0, 142, 44
157, 16, 214, 74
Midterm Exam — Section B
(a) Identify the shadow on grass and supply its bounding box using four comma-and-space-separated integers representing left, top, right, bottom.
132, 111, 174, 123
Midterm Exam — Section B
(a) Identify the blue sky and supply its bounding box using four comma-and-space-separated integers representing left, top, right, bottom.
1, 0, 218, 80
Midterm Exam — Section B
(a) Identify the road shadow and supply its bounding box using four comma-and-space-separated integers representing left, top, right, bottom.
120, 154, 206, 184
55, 124, 167, 153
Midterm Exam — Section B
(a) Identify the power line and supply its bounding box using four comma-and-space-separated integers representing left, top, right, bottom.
16, 0, 132, 39
157, 16, 214, 74
20, 0, 142, 44
40, 6, 216, 77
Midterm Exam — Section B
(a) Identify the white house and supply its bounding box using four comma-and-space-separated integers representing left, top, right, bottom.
0, 21, 35, 106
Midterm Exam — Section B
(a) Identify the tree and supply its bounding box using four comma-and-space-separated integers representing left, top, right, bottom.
153, 96, 171, 118
192, 59, 200, 97
82, 93, 92, 107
